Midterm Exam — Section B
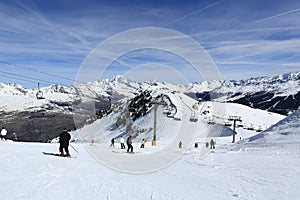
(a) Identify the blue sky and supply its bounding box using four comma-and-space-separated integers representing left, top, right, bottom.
0, 0, 300, 88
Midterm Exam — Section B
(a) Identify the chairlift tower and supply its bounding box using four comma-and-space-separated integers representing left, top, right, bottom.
228, 116, 242, 143
152, 100, 165, 146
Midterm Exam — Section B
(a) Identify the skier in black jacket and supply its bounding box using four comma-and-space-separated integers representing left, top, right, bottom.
59, 128, 71, 156
127, 134, 133, 153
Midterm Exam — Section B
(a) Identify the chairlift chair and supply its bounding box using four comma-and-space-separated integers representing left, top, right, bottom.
223, 119, 232, 127
36, 83, 45, 100
256, 126, 263, 132
189, 112, 198, 122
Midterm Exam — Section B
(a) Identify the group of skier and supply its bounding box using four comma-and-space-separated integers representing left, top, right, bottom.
1, 125, 217, 156
205, 139, 216, 149
110, 134, 147, 153
58, 130, 217, 157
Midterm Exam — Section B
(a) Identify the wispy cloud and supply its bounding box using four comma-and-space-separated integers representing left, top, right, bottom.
166, 0, 225, 26
251, 7, 300, 24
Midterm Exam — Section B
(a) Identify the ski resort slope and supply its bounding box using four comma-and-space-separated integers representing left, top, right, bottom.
1, 93, 298, 199
81, 92, 197, 173
0, 136, 299, 200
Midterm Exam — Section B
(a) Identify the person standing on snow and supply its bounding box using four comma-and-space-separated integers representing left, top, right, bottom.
179, 140, 182, 148
1, 127, 7, 141
59, 128, 71, 156
140, 139, 146, 148
127, 134, 133, 153
12, 132, 17, 141
110, 138, 115, 147
210, 139, 215, 149
120, 136, 125, 149
205, 142, 209, 148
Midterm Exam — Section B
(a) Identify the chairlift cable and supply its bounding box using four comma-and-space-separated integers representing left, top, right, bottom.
0, 60, 106, 89
0, 73, 38, 85
0, 60, 84, 84
0, 70, 57, 85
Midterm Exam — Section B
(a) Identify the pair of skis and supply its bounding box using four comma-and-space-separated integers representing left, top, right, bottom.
42, 152, 77, 158
43, 144, 79, 158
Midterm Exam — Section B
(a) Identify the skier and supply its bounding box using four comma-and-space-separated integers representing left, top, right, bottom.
127, 134, 133, 153
120, 136, 125, 149
110, 138, 115, 147
0, 127, 7, 141
59, 128, 71, 156
179, 140, 182, 148
140, 139, 146, 148
210, 139, 215, 149
205, 142, 209, 148
12, 132, 17, 141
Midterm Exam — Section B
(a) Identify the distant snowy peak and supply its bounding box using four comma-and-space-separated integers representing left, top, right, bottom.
234, 72, 299, 85
187, 71, 300, 92
186, 80, 223, 93
0, 83, 28, 95
99, 75, 129, 86
268, 72, 300, 83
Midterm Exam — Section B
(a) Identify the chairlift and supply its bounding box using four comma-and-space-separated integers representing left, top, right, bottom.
207, 120, 215, 125
192, 103, 199, 111
236, 123, 244, 128
224, 121, 232, 127
245, 124, 255, 131
189, 112, 198, 122
36, 83, 45, 100
207, 116, 215, 125
256, 126, 263, 132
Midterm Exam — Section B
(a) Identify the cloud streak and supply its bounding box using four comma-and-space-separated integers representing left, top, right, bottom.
252, 7, 300, 24
166, 0, 225, 26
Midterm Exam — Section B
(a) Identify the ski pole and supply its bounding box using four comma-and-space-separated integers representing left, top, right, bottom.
70, 144, 79, 154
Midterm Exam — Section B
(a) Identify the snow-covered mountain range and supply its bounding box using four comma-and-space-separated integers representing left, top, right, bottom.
0, 72, 299, 142
1, 72, 299, 114
186, 72, 300, 115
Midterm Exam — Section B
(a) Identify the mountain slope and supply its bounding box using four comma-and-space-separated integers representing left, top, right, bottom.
248, 107, 300, 143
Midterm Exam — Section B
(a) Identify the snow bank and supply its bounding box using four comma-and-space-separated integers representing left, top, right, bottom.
248, 107, 300, 142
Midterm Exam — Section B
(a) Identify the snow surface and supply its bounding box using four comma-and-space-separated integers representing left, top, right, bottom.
1, 126, 299, 200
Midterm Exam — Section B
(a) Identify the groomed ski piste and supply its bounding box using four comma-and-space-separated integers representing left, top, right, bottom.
1, 91, 299, 200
